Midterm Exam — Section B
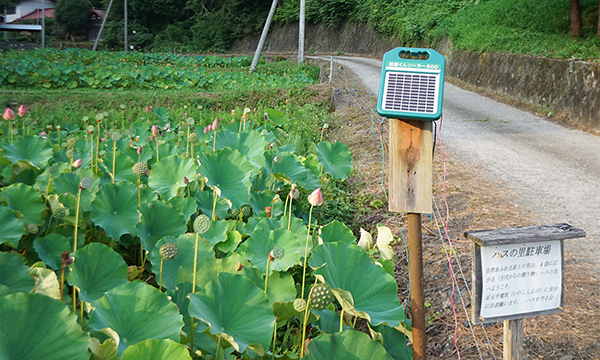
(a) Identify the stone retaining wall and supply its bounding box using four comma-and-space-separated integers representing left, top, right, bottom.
231, 22, 600, 130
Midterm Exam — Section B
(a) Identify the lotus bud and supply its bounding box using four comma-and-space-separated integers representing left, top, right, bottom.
145, 105, 150, 113
18, 105, 27, 117
183, 176, 189, 185
72, 159, 82, 169
3, 107, 15, 121
308, 187, 323, 206
151, 134, 156, 142
151, 125, 159, 137
273, 156, 279, 163
265, 206, 272, 218
212, 117, 219, 130
203, 126, 208, 134
235, 261, 244, 271
137, 146, 143, 155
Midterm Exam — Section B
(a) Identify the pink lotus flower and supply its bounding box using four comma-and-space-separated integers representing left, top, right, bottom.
207, 124, 213, 132
72, 159, 82, 169
308, 188, 323, 206
145, 106, 150, 113
212, 117, 219, 131
151, 125, 159, 137
3, 107, 15, 121
18, 105, 27, 117
230, 120, 234, 124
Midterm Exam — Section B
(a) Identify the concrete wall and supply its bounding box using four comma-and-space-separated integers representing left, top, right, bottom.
231, 22, 600, 131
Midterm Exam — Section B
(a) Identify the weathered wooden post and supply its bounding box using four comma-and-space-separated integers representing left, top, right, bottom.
466, 224, 586, 360
377, 48, 446, 360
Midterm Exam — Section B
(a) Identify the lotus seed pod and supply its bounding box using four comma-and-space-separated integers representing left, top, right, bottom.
66, 148, 76, 159
54, 207, 66, 220
309, 283, 333, 311
159, 243, 178, 260
67, 137, 77, 149
61, 142, 68, 149
186, 117, 195, 126
87, 125, 95, 133
293, 298, 307, 312
79, 176, 93, 190
111, 131, 122, 142
95, 113, 104, 122
241, 206, 252, 219
132, 162, 149, 176
270, 246, 285, 260
193, 214, 211, 234
188, 132, 199, 144
48, 164, 58, 174
27, 224, 39, 234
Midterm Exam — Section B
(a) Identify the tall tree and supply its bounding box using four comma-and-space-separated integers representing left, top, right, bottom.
55, 0, 93, 36
597, 0, 600, 35
570, 0, 582, 38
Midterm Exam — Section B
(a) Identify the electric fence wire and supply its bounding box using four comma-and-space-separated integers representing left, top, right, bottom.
334, 59, 500, 359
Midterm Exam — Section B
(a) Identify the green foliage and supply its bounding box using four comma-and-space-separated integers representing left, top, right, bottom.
54, 0, 93, 36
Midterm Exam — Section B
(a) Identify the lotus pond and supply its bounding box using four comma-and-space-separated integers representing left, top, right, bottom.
0, 51, 412, 360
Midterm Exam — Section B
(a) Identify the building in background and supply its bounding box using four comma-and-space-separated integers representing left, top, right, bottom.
3, 0, 56, 24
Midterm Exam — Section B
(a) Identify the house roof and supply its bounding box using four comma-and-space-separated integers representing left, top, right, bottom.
89, 8, 106, 19
15, 8, 55, 21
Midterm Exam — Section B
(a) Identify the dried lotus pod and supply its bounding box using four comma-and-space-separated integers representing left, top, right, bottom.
309, 283, 334, 311
193, 214, 211, 234
132, 162, 148, 176
188, 132, 199, 144
293, 298, 307, 312
159, 243, 178, 260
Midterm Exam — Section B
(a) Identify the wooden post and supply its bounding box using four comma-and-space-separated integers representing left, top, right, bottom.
389, 118, 432, 360
503, 319, 523, 360
388, 119, 433, 214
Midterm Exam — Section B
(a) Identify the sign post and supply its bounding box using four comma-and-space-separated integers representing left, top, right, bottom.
465, 224, 586, 360
377, 48, 446, 360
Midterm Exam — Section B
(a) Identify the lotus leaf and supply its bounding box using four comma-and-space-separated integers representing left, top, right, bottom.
249, 189, 284, 218
91, 182, 139, 241
316, 141, 353, 180
101, 151, 137, 183
89, 282, 184, 356
193, 253, 252, 290
320, 220, 356, 244
216, 229, 242, 253
0, 293, 90, 360
304, 330, 393, 360
136, 201, 187, 256
148, 155, 198, 200
200, 219, 229, 246
198, 148, 253, 209
2, 136, 53, 168
53, 170, 99, 212
0, 183, 46, 226
34, 233, 81, 270
120, 339, 192, 360
216, 129, 267, 169
309, 242, 405, 327
150, 234, 214, 290
0, 252, 34, 293
168, 196, 197, 222
195, 189, 230, 220
29, 265, 61, 300
0, 206, 24, 248
188, 272, 275, 353
68, 243, 129, 302
265, 152, 307, 185
265, 109, 289, 125
238, 226, 301, 275
370, 324, 413, 360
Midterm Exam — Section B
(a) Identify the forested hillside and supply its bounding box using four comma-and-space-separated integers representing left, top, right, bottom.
95, 0, 599, 60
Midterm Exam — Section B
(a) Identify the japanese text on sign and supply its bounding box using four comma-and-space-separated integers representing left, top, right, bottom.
480, 240, 562, 318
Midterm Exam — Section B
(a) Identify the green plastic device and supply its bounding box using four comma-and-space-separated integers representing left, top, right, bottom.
377, 47, 445, 121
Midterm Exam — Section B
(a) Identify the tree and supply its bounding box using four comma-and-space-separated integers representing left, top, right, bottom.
55, 0, 93, 36
570, 0, 582, 38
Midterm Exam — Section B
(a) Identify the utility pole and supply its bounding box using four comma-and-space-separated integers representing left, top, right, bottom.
42, 0, 45, 47
124, 0, 128, 52
250, 0, 278, 73
93, 0, 114, 51
298, 0, 305, 63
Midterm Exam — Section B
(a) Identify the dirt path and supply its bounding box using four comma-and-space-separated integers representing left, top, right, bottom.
312, 55, 600, 359
313, 55, 600, 273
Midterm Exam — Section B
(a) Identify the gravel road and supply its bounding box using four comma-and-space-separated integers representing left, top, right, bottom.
313, 55, 600, 273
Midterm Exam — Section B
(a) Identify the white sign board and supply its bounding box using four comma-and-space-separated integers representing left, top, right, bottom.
479, 240, 562, 319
